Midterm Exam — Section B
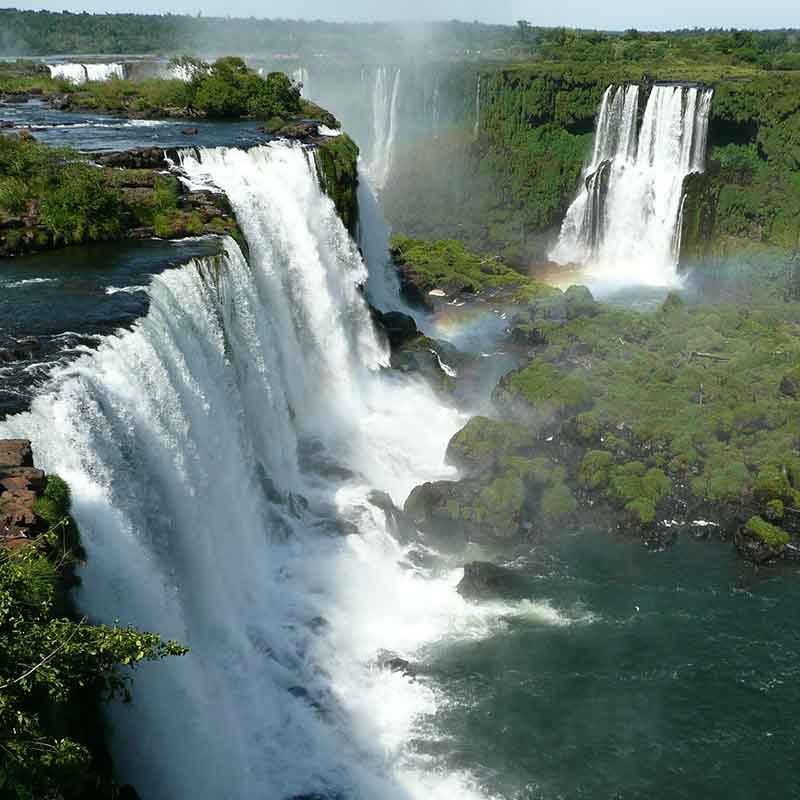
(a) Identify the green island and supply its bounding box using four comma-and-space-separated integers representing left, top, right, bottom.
0, 59, 359, 255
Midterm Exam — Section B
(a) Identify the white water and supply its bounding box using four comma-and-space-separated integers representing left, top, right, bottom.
473, 75, 481, 139
48, 62, 125, 84
0, 141, 539, 799
366, 66, 402, 191
292, 66, 311, 98
550, 83, 714, 289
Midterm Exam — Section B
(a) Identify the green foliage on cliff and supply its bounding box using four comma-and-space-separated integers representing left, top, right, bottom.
682, 72, 800, 257
0, 476, 187, 800
313, 134, 360, 237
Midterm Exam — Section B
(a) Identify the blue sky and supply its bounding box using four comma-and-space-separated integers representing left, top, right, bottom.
7, 0, 799, 29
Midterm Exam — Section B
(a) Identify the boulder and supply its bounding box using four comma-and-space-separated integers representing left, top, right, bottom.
779, 370, 800, 399
734, 516, 790, 563
0, 467, 46, 494
564, 285, 598, 319
0, 440, 33, 468
457, 561, 522, 600
404, 473, 525, 546
371, 309, 418, 348
377, 650, 416, 676
181, 127, 199, 136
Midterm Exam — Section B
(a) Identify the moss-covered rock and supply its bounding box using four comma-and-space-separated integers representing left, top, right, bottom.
493, 360, 594, 418
313, 134, 359, 238
735, 515, 791, 562
445, 416, 535, 473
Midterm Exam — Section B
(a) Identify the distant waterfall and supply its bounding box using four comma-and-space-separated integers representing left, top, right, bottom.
473, 75, 481, 139
0, 141, 502, 800
291, 66, 311, 98
366, 66, 401, 190
48, 62, 125, 84
550, 83, 714, 287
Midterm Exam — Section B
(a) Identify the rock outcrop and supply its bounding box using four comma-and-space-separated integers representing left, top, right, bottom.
0, 439, 46, 549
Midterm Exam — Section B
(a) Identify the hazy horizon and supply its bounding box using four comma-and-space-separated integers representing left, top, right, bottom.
4, 1, 800, 31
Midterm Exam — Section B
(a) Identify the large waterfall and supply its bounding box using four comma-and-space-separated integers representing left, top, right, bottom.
550, 83, 713, 287
48, 62, 126, 84
0, 141, 508, 800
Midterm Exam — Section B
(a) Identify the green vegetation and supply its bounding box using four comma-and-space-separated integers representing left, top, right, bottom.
1, 57, 306, 125
0, 475, 187, 800
0, 135, 123, 249
0, 135, 238, 255
312, 134, 360, 237
389, 235, 531, 296
386, 61, 800, 265
402, 267, 800, 550
495, 360, 594, 416
744, 515, 790, 548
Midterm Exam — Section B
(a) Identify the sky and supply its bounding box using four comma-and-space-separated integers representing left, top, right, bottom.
6, 0, 799, 30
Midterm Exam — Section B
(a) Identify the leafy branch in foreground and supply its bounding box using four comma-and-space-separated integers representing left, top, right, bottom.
0, 474, 187, 800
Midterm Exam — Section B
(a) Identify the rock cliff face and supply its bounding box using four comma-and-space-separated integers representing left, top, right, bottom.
0, 439, 46, 549
384, 65, 800, 265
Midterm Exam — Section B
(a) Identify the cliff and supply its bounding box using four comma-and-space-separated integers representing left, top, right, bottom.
384, 63, 800, 266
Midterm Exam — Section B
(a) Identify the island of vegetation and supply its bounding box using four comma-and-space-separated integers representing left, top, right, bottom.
0, 58, 359, 255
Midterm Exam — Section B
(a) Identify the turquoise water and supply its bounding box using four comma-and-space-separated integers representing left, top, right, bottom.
418, 529, 800, 799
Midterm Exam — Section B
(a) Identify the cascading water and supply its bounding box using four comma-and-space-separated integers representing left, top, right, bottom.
473, 75, 481, 139
0, 141, 510, 800
550, 83, 714, 288
366, 66, 401, 191
291, 66, 311, 98
47, 62, 125, 84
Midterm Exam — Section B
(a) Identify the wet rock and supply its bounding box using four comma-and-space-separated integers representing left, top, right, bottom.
275, 121, 319, 139
377, 650, 416, 676
51, 94, 72, 111
0, 467, 46, 494
181, 127, 199, 135
457, 561, 521, 600
0, 120, 13, 128
404, 475, 524, 547
0, 440, 33, 468
371, 308, 418, 348
734, 516, 790, 563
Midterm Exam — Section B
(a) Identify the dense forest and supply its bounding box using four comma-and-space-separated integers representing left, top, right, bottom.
0, 9, 799, 69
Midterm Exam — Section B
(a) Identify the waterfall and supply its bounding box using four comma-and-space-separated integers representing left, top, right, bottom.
366, 66, 401, 191
0, 141, 503, 800
473, 75, 481, 139
48, 62, 125, 84
550, 83, 714, 287
432, 75, 441, 140
291, 66, 311, 98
